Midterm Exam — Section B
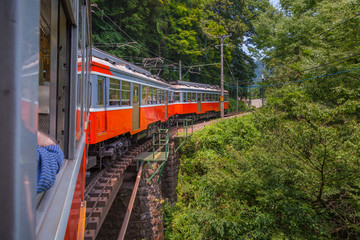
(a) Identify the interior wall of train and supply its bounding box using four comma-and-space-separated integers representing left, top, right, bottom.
0, 0, 40, 239
0, 0, 91, 239
37, 0, 92, 239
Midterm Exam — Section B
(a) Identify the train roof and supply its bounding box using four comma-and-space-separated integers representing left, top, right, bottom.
91, 48, 170, 87
91, 47, 226, 93
169, 80, 220, 90
92, 47, 152, 76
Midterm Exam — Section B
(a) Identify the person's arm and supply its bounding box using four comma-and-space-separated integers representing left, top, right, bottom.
37, 131, 56, 146
37, 132, 64, 193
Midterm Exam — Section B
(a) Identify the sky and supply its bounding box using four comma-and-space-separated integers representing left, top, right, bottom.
269, 0, 280, 8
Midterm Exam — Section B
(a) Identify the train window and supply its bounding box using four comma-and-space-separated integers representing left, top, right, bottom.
174, 92, 180, 102
148, 87, 153, 104
155, 89, 159, 104
169, 92, 173, 103
38, 0, 52, 135
168, 91, 174, 103
97, 77, 104, 107
75, 74, 82, 142
202, 93, 206, 102
184, 92, 188, 102
109, 79, 120, 106
197, 93, 201, 101
191, 93, 196, 102
121, 81, 131, 106
142, 86, 148, 105
76, 5, 83, 145
160, 90, 165, 104
152, 88, 156, 104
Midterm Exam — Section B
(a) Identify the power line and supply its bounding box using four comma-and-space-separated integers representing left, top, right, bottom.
300, 52, 360, 72
267, 11, 360, 75
92, 6, 177, 64
269, 51, 360, 81
225, 67, 360, 89
306, 12, 360, 43
224, 57, 241, 111
182, 63, 221, 68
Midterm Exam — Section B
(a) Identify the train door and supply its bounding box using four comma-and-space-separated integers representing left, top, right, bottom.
165, 90, 168, 119
133, 83, 140, 130
197, 92, 201, 113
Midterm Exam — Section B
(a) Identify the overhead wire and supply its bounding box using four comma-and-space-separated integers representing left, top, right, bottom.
304, 12, 360, 44
268, 51, 360, 81
92, 6, 177, 64
268, 11, 360, 75
224, 66, 360, 89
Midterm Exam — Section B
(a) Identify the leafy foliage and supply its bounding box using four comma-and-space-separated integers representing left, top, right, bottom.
91, 0, 268, 86
165, 86, 360, 238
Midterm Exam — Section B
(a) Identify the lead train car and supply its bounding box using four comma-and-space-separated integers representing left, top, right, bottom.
0, 0, 92, 239
86, 48, 229, 165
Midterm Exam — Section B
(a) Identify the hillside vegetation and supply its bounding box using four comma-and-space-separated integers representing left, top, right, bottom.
165, 87, 360, 238
91, 0, 360, 238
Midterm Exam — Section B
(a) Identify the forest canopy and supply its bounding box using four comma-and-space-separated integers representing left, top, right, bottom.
163, 0, 360, 239
91, 0, 270, 87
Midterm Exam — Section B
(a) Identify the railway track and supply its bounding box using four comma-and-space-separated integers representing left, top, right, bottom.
84, 139, 153, 240
84, 111, 246, 239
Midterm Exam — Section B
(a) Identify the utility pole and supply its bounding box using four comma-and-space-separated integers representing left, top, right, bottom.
261, 62, 265, 107
248, 79, 251, 108
179, 60, 182, 81
216, 34, 231, 118
236, 79, 239, 112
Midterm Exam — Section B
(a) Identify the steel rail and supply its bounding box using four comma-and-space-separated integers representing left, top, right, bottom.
117, 161, 144, 240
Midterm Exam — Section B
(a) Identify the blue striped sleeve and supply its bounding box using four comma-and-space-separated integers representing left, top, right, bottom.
37, 145, 64, 194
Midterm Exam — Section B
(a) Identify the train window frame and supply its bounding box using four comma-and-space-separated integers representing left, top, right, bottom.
202, 93, 206, 102
109, 78, 121, 106
174, 92, 180, 102
148, 87, 153, 104
191, 92, 196, 102
160, 89, 165, 104
155, 88, 160, 104
141, 85, 148, 105
97, 76, 104, 107
169, 91, 174, 103
121, 81, 131, 106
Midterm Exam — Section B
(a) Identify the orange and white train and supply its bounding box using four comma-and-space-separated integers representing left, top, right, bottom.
86, 48, 229, 166
0, 0, 228, 238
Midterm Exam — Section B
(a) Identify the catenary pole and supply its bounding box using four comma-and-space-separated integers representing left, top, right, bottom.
262, 62, 265, 106
236, 79, 239, 111
179, 60, 182, 80
216, 34, 231, 118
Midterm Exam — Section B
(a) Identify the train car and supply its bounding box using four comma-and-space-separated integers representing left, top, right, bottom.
0, 1, 228, 237
0, 0, 92, 239
86, 48, 229, 168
